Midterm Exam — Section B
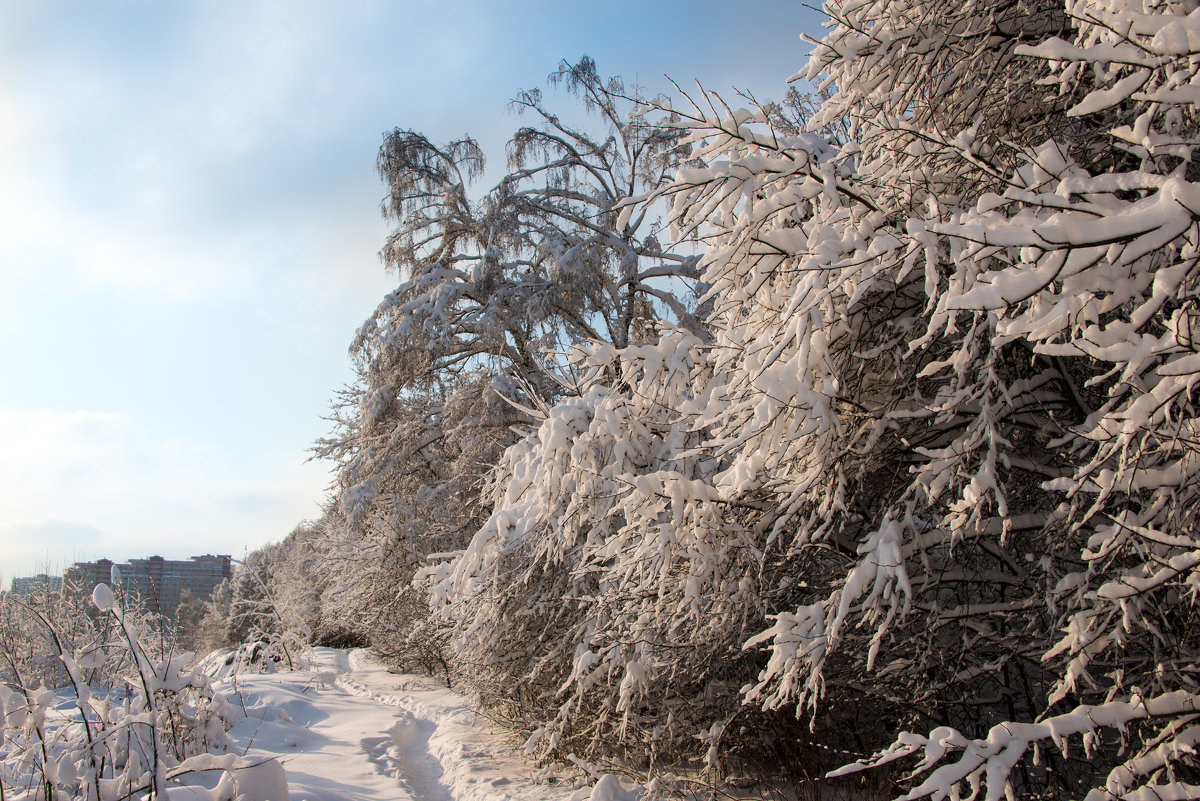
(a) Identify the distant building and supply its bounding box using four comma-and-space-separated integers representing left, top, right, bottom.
65, 558, 116, 595
64, 554, 233, 620
8, 573, 64, 596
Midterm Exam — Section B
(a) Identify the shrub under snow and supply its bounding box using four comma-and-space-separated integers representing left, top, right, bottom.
0, 585, 288, 800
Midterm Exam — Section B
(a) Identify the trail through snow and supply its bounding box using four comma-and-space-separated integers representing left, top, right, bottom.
216, 648, 635, 801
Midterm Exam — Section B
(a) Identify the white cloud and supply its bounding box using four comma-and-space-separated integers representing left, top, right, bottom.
0, 520, 113, 580
0, 3, 374, 300
0, 408, 326, 581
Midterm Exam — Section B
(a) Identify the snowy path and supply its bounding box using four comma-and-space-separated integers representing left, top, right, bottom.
216, 648, 613, 801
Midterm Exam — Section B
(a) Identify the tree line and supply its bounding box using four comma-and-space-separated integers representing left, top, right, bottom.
202, 1, 1200, 797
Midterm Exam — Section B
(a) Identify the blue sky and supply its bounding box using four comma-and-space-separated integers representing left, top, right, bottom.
0, 1, 823, 581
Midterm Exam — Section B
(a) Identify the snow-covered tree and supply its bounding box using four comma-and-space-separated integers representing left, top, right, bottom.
317, 57, 703, 666
195, 577, 234, 655
171, 588, 205, 654
430, 1, 1200, 795
630, 0, 1200, 796
298, 2, 1200, 793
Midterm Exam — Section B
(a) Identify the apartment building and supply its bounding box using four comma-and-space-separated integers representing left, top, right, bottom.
8, 573, 64, 597
62, 554, 233, 620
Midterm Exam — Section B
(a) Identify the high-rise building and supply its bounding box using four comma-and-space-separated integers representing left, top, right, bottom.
62, 554, 233, 620
7, 573, 64, 597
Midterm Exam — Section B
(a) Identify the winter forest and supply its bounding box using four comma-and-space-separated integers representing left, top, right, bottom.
5, 0, 1200, 798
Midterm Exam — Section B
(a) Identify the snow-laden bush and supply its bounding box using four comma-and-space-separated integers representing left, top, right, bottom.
424, 327, 788, 767
1, 583, 107, 695
0, 584, 286, 800
638, 0, 1200, 796
425, 0, 1200, 795
196, 544, 317, 673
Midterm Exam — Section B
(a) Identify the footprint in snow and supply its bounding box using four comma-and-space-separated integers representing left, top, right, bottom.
362, 710, 451, 801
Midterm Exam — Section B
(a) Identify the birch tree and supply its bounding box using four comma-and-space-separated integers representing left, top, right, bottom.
317, 57, 701, 665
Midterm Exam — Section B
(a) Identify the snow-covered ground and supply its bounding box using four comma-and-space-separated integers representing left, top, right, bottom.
213, 648, 640, 801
